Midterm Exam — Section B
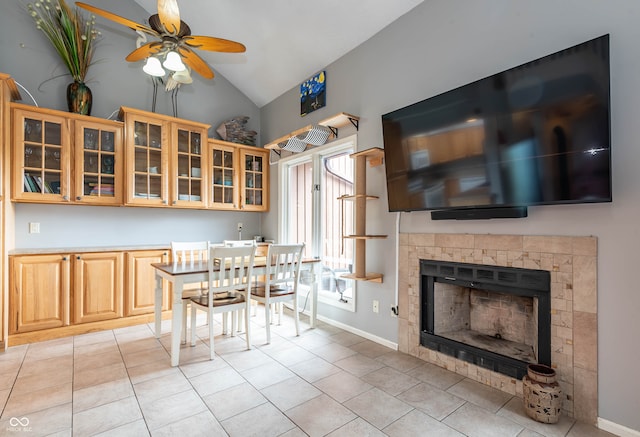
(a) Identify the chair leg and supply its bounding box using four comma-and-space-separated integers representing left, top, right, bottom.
265, 301, 271, 344
236, 309, 244, 333
209, 309, 215, 360
244, 302, 251, 350
190, 305, 197, 346
294, 295, 300, 337
231, 311, 237, 337
222, 313, 228, 335
182, 301, 188, 345
278, 302, 283, 325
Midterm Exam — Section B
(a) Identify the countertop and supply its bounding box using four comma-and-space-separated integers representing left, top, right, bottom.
9, 241, 272, 255
9, 244, 170, 255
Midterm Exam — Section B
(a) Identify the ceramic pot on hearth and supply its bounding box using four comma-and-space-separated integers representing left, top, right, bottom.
522, 363, 563, 423
67, 81, 92, 116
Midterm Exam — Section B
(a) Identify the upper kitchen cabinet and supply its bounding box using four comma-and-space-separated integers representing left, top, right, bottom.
11, 103, 124, 205
171, 121, 208, 208
73, 118, 123, 205
207, 140, 269, 211
12, 104, 71, 203
121, 107, 169, 206
120, 107, 209, 208
208, 139, 239, 210
240, 147, 269, 211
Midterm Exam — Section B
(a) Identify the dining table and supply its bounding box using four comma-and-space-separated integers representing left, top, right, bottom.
152, 256, 321, 366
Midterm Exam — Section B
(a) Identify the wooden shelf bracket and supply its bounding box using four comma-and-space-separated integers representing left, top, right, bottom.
340, 147, 387, 282
264, 112, 360, 151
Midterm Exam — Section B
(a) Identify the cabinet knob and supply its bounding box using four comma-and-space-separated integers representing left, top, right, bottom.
76, 196, 82, 201
173, 200, 177, 205
162, 200, 167, 205
63, 195, 69, 201
62, 256, 68, 261
76, 256, 81, 260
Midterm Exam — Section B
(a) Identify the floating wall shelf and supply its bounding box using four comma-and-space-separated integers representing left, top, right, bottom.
339, 147, 386, 283
264, 112, 359, 152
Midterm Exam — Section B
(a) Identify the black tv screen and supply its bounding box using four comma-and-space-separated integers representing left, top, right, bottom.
382, 35, 611, 213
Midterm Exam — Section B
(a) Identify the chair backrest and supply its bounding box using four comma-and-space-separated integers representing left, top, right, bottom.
208, 243, 257, 294
265, 243, 304, 289
223, 239, 257, 248
171, 241, 209, 266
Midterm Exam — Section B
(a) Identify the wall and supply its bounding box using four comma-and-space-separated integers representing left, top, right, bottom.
260, 0, 640, 431
0, 0, 263, 249
14, 203, 261, 249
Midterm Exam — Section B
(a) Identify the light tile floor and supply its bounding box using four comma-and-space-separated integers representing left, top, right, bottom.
0, 309, 617, 437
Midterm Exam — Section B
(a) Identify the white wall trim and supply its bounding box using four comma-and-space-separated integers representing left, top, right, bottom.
598, 418, 640, 437
314, 313, 398, 350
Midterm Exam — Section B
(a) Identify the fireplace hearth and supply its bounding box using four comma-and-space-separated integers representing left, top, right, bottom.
420, 260, 551, 379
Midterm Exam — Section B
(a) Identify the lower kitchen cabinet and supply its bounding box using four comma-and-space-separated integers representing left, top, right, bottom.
125, 249, 170, 316
73, 252, 123, 324
10, 254, 70, 334
9, 248, 169, 335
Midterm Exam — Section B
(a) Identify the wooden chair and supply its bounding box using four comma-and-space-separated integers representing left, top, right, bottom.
250, 243, 304, 344
170, 241, 209, 344
189, 243, 256, 359
223, 240, 257, 331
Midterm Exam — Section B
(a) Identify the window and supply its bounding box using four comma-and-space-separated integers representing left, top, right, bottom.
279, 136, 356, 310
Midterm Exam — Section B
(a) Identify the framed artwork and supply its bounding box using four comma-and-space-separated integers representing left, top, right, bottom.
300, 71, 326, 116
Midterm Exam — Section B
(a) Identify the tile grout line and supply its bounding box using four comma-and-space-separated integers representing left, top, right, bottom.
0, 343, 29, 421
115, 327, 154, 436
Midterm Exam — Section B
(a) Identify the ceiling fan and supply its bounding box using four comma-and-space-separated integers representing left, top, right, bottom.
76, 0, 246, 80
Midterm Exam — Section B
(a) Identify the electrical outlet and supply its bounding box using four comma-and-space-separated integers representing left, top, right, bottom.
237, 222, 243, 231
373, 300, 379, 313
29, 222, 40, 234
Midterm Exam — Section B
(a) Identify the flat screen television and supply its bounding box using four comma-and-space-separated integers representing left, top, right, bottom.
381, 35, 611, 218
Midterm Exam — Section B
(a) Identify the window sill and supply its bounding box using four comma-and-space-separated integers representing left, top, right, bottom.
318, 293, 355, 312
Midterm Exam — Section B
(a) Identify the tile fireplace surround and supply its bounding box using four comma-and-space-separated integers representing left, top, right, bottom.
397, 233, 598, 424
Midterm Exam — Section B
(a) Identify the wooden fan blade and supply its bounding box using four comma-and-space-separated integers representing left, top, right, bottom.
158, 0, 181, 34
76, 3, 156, 36
177, 47, 214, 79
184, 35, 246, 53
125, 42, 164, 62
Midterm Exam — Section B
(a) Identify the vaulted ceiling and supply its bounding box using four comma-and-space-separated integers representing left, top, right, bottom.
133, 0, 424, 107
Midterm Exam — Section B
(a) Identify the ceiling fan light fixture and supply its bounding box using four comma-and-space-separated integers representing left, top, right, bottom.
143, 57, 165, 76
163, 51, 186, 71
172, 68, 193, 84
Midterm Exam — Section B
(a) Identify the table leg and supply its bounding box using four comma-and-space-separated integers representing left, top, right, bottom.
310, 262, 319, 328
154, 273, 163, 338
171, 279, 184, 367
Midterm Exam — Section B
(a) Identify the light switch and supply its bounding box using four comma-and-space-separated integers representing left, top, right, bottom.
29, 222, 40, 234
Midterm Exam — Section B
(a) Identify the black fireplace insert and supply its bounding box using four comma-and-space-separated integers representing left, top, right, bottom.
420, 260, 551, 379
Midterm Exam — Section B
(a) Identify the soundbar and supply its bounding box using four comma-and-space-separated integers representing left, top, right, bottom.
431, 206, 528, 220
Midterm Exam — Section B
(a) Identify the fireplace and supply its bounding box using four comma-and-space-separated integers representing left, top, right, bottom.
399, 233, 598, 423
420, 260, 551, 379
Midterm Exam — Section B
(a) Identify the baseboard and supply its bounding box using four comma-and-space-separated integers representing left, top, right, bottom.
313, 313, 398, 350
7, 311, 172, 347
598, 418, 640, 437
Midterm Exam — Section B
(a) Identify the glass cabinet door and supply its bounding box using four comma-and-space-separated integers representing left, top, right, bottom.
74, 119, 122, 204
126, 116, 168, 205
173, 124, 206, 207
13, 108, 70, 202
240, 149, 269, 211
209, 141, 237, 210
